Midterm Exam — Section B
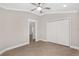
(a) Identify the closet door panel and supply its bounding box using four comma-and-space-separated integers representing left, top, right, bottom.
47, 22, 57, 43
56, 20, 69, 46
47, 20, 70, 46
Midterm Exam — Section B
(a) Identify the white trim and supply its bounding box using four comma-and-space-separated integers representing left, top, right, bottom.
45, 10, 78, 14
37, 39, 47, 42
69, 16, 72, 47
0, 42, 29, 55
28, 19, 38, 43
70, 46, 79, 50
0, 6, 78, 16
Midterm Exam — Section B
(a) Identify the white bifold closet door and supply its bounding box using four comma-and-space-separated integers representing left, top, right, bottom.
47, 20, 70, 46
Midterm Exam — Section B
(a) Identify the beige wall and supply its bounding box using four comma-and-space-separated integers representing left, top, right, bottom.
71, 13, 79, 47
0, 8, 39, 52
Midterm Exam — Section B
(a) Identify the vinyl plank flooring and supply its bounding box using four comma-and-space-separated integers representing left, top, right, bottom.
1, 41, 79, 56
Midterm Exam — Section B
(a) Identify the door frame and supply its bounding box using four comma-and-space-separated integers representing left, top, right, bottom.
28, 18, 37, 43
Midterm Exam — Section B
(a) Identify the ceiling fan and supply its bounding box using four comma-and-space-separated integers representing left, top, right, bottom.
30, 3, 51, 13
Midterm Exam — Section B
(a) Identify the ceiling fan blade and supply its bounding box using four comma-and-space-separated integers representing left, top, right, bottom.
36, 3, 41, 7
40, 10, 43, 13
38, 3, 44, 7
31, 3, 37, 6
31, 8, 36, 11
38, 3, 41, 5
44, 7, 51, 10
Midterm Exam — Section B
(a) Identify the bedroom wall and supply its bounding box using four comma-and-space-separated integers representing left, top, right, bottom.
70, 13, 79, 48
40, 13, 79, 48
0, 8, 39, 52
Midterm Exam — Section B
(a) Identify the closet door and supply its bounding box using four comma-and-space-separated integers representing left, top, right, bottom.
56, 20, 69, 46
47, 21, 57, 43
47, 20, 70, 46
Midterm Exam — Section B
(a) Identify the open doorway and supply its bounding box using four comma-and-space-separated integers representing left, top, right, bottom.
28, 19, 37, 44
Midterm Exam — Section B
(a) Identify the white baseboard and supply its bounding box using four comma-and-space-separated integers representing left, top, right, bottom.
70, 46, 79, 50
38, 39, 79, 50
0, 42, 29, 55
37, 39, 47, 42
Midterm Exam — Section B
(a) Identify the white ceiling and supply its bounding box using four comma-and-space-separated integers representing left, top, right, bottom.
0, 3, 79, 16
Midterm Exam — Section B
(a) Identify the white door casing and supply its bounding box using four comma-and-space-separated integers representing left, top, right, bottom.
28, 19, 37, 43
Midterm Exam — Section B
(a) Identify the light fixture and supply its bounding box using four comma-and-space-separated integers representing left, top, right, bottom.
63, 5, 67, 7
37, 7, 42, 11
31, 3, 51, 13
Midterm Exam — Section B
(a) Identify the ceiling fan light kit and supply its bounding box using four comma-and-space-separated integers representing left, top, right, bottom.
31, 3, 51, 14
37, 7, 42, 11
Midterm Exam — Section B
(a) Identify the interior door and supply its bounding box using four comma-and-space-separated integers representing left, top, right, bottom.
47, 19, 70, 46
